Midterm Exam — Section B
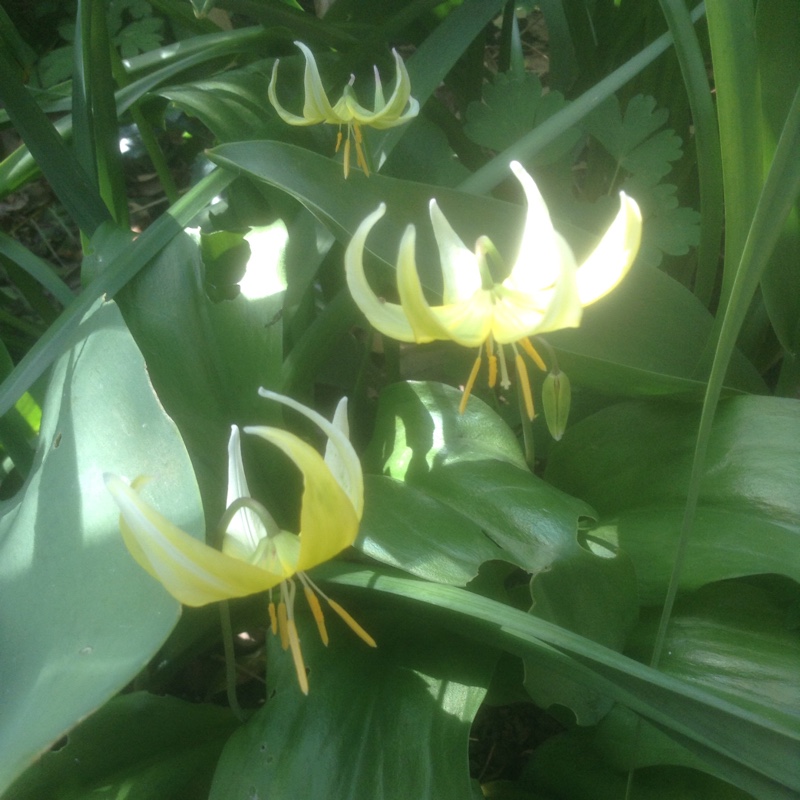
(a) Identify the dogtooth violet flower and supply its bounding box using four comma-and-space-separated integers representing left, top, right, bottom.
268, 41, 419, 178
345, 161, 642, 420
105, 389, 374, 695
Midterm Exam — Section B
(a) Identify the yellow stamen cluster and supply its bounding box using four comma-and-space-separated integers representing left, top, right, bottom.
459, 335, 547, 420
268, 573, 376, 695
335, 122, 369, 179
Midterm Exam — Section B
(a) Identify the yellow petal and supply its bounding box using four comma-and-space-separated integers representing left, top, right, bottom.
342, 49, 419, 128
576, 191, 642, 305
296, 41, 337, 122
396, 221, 501, 346
105, 474, 281, 607
429, 199, 482, 304
256, 389, 364, 519
242, 428, 359, 573
267, 42, 337, 126
344, 204, 418, 343
505, 161, 566, 293
493, 237, 582, 342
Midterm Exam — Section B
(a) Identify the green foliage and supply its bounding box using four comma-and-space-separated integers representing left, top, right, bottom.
585, 94, 700, 267
464, 71, 581, 165
1, 0, 799, 798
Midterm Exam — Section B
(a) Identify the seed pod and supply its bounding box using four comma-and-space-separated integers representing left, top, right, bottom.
542, 369, 571, 441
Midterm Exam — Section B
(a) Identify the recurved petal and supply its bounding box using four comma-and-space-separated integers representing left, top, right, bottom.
505, 161, 565, 293
494, 236, 582, 341
429, 199, 482, 304
323, 397, 359, 512
576, 191, 642, 305
396, 223, 465, 342
343, 49, 419, 128
268, 60, 319, 126
223, 426, 279, 562
255, 389, 364, 518
105, 474, 280, 607
345, 204, 418, 343
242, 428, 359, 573
296, 41, 337, 122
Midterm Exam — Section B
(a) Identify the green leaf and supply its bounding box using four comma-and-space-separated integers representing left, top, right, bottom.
359, 474, 505, 586
209, 610, 494, 800
0, 301, 202, 794
7, 693, 238, 800
545, 396, 800, 602
548, 266, 765, 397
585, 94, 700, 267
464, 72, 580, 165
325, 566, 800, 797
159, 62, 284, 144
627, 581, 800, 725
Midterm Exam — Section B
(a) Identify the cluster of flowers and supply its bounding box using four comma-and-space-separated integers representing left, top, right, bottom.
107, 44, 642, 694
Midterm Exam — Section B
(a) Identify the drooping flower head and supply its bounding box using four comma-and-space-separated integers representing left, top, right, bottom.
105, 390, 373, 694
345, 161, 642, 419
268, 41, 419, 178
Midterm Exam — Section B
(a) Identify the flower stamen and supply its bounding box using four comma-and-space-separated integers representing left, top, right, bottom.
520, 337, 547, 371
302, 573, 376, 648
514, 348, 535, 420
486, 337, 498, 388
298, 572, 329, 646
460, 350, 483, 414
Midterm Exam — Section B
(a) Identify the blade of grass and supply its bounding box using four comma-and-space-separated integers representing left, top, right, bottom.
458, 3, 707, 195
650, 84, 800, 670
705, 0, 765, 308
658, 0, 724, 307
0, 168, 234, 420
0, 233, 75, 307
0, 47, 110, 236
72, 0, 129, 226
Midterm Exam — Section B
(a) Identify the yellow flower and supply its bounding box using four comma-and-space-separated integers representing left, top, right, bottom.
268, 41, 419, 178
345, 161, 642, 418
105, 390, 374, 695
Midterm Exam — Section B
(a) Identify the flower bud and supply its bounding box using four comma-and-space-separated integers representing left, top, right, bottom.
542, 369, 571, 441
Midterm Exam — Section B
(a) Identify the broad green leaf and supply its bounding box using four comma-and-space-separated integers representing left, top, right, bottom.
519, 731, 752, 800
544, 396, 800, 602
627, 581, 800, 725
365, 381, 527, 477
115, 222, 288, 521
159, 62, 284, 144
0, 301, 201, 794
325, 566, 800, 797
7, 693, 238, 800
548, 266, 765, 397
360, 380, 638, 695
358, 474, 506, 586
209, 610, 494, 800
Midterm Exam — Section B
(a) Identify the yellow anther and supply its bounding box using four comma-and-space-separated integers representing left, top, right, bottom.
488, 355, 498, 388
277, 601, 289, 651
343, 136, 351, 179
515, 353, 535, 420
303, 584, 329, 646
459, 351, 483, 414
268, 600, 278, 636
335, 129, 343, 153
287, 618, 309, 695
326, 598, 377, 648
520, 337, 547, 371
